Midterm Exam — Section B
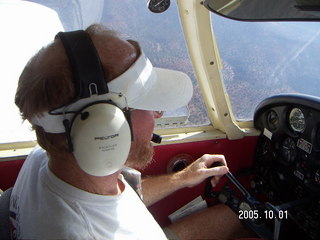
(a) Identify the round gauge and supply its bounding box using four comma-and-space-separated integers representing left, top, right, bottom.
147, 0, 170, 13
267, 110, 279, 131
289, 108, 306, 133
280, 137, 297, 164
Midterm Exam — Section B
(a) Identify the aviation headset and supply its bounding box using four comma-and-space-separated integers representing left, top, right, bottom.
55, 30, 132, 176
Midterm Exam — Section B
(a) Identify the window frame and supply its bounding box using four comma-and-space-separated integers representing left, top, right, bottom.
176, 0, 257, 140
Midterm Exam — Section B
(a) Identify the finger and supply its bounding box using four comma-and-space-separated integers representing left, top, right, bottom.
210, 171, 228, 187
205, 165, 229, 178
212, 155, 227, 166
202, 154, 227, 167
210, 177, 220, 187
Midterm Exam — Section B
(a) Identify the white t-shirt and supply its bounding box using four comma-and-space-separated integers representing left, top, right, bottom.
9, 146, 167, 240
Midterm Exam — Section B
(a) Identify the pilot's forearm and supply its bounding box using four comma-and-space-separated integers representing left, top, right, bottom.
141, 172, 186, 207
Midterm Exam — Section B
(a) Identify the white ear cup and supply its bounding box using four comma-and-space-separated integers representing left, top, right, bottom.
70, 103, 131, 176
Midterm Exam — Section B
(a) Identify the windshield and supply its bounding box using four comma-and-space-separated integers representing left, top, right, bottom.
212, 14, 320, 120
0, 0, 210, 145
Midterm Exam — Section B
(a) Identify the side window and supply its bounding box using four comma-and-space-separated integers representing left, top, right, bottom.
0, 1, 63, 144
211, 14, 320, 121
1, 0, 210, 145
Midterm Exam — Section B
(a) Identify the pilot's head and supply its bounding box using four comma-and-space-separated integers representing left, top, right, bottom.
15, 24, 193, 175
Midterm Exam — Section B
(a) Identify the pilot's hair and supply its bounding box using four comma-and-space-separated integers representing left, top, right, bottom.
15, 24, 135, 160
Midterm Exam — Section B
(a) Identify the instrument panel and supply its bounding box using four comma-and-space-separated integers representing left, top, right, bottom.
253, 94, 320, 239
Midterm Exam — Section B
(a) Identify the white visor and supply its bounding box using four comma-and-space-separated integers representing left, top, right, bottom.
31, 47, 193, 133
108, 50, 193, 111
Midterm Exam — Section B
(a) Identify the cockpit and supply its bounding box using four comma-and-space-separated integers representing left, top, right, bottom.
1, 0, 320, 239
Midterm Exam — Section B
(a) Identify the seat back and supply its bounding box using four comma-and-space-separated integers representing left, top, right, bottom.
0, 188, 12, 240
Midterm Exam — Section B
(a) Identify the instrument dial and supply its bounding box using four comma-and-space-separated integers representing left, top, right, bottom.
289, 108, 306, 133
267, 110, 279, 131
281, 137, 297, 164
147, 0, 170, 13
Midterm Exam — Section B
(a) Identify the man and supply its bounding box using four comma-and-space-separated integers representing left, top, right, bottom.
12, 24, 251, 239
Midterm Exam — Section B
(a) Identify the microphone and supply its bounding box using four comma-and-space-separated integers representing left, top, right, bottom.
151, 133, 162, 144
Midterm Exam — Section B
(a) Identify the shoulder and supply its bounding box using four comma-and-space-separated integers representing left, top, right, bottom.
20, 145, 48, 173
27, 145, 47, 161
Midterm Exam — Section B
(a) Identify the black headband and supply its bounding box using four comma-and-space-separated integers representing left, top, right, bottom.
55, 30, 108, 99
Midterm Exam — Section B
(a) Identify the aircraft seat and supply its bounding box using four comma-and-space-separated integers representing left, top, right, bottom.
0, 187, 12, 240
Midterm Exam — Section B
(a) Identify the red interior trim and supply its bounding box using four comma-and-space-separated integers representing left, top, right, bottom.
0, 159, 25, 191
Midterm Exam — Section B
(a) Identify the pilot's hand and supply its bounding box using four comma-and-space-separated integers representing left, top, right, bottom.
177, 154, 229, 188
